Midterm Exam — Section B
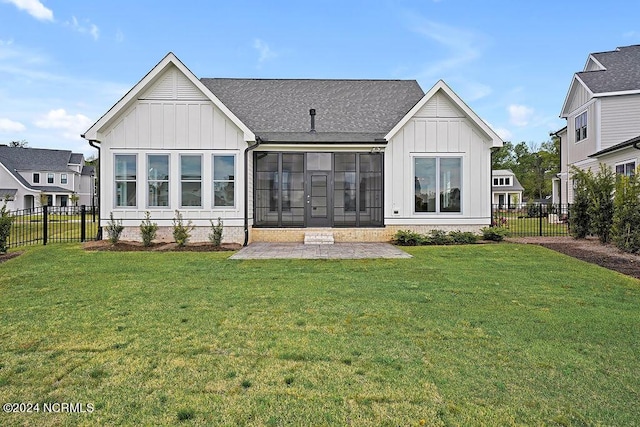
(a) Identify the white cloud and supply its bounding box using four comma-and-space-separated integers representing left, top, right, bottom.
2, 0, 53, 21
494, 127, 513, 141
508, 104, 534, 126
34, 109, 92, 140
0, 117, 26, 132
253, 38, 277, 64
65, 16, 100, 40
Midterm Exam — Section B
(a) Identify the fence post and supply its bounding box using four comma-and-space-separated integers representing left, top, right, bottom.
81, 205, 86, 242
538, 204, 543, 236
43, 205, 48, 246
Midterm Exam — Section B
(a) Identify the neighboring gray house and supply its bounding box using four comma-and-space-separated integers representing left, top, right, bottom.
491, 169, 524, 208
83, 53, 502, 244
0, 145, 95, 211
557, 45, 640, 204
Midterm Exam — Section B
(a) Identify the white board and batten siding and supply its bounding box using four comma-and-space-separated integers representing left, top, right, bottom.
385, 91, 492, 228
99, 65, 247, 227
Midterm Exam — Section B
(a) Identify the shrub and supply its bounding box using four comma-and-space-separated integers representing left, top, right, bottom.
449, 230, 478, 245
393, 230, 424, 246
569, 168, 592, 239
139, 211, 158, 247
105, 213, 124, 245
589, 164, 615, 244
526, 202, 540, 218
0, 202, 13, 254
481, 226, 510, 242
208, 217, 224, 247
612, 172, 640, 253
172, 210, 193, 247
427, 229, 453, 245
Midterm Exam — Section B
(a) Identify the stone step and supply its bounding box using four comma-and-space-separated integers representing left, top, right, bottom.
304, 232, 334, 245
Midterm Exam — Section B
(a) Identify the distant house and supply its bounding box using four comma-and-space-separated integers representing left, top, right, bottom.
82, 53, 502, 244
556, 45, 640, 204
491, 169, 523, 208
0, 145, 95, 211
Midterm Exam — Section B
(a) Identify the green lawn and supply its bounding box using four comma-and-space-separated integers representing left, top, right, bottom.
0, 244, 638, 426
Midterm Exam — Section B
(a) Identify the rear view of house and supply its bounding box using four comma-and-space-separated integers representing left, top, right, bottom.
83, 53, 502, 244
0, 145, 95, 211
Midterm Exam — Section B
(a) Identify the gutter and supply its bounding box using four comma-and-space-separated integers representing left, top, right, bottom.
83, 136, 102, 240
243, 137, 261, 246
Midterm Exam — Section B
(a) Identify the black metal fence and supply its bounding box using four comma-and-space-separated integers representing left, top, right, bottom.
492, 204, 571, 237
7, 205, 99, 248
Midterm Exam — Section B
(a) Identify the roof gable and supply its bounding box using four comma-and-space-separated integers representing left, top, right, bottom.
384, 80, 503, 147
560, 76, 593, 117
576, 45, 640, 95
200, 78, 424, 142
83, 53, 255, 142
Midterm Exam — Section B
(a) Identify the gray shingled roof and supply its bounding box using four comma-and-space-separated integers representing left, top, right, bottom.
81, 165, 95, 176
200, 78, 425, 142
578, 45, 640, 94
69, 153, 84, 164
589, 134, 640, 157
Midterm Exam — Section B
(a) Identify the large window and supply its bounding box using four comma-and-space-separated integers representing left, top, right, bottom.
575, 111, 587, 142
148, 154, 169, 207
616, 161, 636, 177
415, 157, 461, 213
180, 155, 202, 207
213, 155, 235, 207
115, 154, 137, 207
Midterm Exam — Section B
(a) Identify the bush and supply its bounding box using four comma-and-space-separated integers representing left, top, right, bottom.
208, 217, 224, 247
105, 213, 124, 245
172, 210, 193, 247
570, 168, 592, 239
139, 211, 158, 247
393, 230, 423, 246
449, 230, 478, 244
427, 229, 453, 245
589, 164, 615, 244
612, 172, 640, 253
0, 202, 13, 254
481, 226, 510, 242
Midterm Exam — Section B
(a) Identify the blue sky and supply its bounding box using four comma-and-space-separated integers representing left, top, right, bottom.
1, 0, 639, 157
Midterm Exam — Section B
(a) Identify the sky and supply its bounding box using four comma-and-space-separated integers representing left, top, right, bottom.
1, 0, 639, 158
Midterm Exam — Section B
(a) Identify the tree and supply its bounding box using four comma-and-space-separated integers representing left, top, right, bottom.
9, 140, 28, 148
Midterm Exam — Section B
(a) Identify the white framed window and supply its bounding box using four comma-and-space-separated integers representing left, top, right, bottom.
47, 173, 54, 184
575, 111, 587, 142
505, 177, 511, 186
615, 160, 636, 177
414, 156, 462, 213
147, 154, 170, 207
212, 154, 235, 207
180, 154, 202, 207
60, 173, 68, 185
115, 154, 137, 207
33, 173, 40, 184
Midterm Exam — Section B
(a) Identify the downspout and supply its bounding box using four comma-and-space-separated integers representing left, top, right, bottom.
243, 136, 262, 246
85, 138, 102, 239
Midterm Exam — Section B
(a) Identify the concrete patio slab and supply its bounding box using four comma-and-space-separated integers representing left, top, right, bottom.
229, 242, 412, 260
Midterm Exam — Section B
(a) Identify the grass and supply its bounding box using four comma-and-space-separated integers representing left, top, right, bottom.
0, 243, 638, 426
495, 210, 570, 236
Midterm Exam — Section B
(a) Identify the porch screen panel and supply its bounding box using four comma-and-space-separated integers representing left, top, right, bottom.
334, 153, 357, 226
255, 153, 279, 226
359, 153, 383, 226
280, 154, 304, 226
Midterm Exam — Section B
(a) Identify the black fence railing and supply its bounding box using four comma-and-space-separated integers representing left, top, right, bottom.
492, 204, 571, 237
7, 205, 99, 248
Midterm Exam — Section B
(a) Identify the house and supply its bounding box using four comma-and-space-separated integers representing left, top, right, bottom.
0, 145, 95, 211
557, 45, 640, 204
491, 169, 523, 208
82, 53, 502, 244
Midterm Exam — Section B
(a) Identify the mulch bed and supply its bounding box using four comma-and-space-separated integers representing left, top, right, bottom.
82, 240, 241, 252
0, 251, 23, 264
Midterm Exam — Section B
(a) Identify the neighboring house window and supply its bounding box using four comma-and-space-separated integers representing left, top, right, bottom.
213, 155, 235, 207
47, 173, 54, 184
493, 177, 511, 186
180, 155, 202, 207
414, 157, 462, 213
615, 161, 636, 177
505, 177, 511, 186
147, 154, 169, 207
33, 173, 40, 183
60, 174, 68, 185
115, 154, 137, 207
575, 111, 587, 142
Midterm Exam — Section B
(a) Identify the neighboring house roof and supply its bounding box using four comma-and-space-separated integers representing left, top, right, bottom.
200, 78, 425, 143
32, 186, 73, 193
69, 153, 84, 164
81, 165, 95, 176
491, 169, 524, 192
589, 134, 640, 158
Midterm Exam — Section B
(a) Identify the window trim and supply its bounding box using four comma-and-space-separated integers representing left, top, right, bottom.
60, 173, 68, 185
33, 173, 40, 184
180, 154, 203, 208
212, 154, 236, 209
114, 153, 138, 208
615, 159, 636, 177
575, 110, 588, 142
47, 173, 55, 184
146, 153, 170, 208
412, 154, 463, 215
